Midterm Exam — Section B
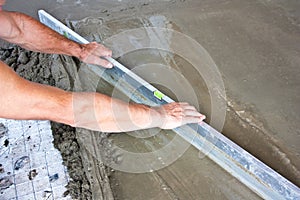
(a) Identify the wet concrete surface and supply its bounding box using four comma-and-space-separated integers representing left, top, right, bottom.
2, 0, 300, 199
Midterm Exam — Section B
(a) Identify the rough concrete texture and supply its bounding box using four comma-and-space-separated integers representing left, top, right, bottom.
0, 46, 95, 199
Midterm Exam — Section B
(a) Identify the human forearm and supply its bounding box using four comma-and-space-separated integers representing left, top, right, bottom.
0, 60, 73, 124
0, 63, 158, 132
0, 60, 205, 132
0, 11, 112, 67
71, 92, 205, 132
72, 92, 162, 132
0, 11, 82, 56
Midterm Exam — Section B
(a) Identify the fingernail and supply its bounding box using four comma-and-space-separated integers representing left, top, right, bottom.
107, 63, 113, 68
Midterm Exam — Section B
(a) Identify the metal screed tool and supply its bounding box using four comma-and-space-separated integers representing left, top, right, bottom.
38, 10, 300, 200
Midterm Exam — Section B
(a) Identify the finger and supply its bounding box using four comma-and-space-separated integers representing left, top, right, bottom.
182, 115, 206, 125
178, 102, 190, 106
94, 44, 112, 57
182, 105, 198, 111
183, 111, 206, 122
198, 114, 206, 121
86, 42, 112, 57
97, 58, 113, 68
183, 109, 202, 117
98, 48, 112, 57
178, 103, 199, 112
89, 55, 113, 68
172, 106, 184, 113
181, 116, 202, 125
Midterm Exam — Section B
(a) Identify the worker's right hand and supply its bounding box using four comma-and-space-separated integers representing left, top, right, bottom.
79, 42, 113, 68
154, 102, 206, 129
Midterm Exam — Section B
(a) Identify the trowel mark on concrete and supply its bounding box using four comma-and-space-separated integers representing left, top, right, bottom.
152, 172, 180, 200
141, 10, 300, 187
224, 98, 300, 186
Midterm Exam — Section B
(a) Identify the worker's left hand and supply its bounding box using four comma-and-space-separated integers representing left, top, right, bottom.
79, 42, 113, 68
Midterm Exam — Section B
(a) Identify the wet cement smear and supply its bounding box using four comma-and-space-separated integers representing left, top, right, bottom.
71, 9, 299, 199
69, 15, 260, 199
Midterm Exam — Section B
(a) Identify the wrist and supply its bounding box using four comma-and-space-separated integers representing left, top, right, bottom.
149, 106, 164, 128
128, 104, 162, 129
71, 43, 85, 59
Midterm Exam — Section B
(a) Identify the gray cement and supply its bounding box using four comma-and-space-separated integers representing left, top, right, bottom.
1, 0, 300, 199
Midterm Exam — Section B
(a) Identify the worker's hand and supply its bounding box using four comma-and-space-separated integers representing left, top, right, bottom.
79, 42, 113, 68
154, 102, 206, 129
